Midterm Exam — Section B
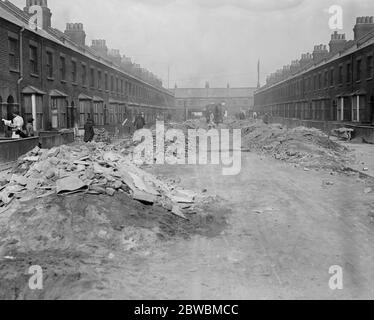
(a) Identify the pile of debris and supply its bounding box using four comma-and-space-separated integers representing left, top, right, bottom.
239, 122, 353, 171
0, 143, 200, 219
166, 119, 208, 133
94, 128, 111, 143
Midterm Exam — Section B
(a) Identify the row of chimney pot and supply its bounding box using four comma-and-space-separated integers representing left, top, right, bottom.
21, 0, 162, 87
265, 16, 374, 86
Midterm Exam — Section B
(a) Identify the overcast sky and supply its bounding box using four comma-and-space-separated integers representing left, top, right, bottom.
12, 0, 374, 88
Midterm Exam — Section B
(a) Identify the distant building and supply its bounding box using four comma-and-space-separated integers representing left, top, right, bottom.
172, 82, 256, 119
255, 17, 374, 126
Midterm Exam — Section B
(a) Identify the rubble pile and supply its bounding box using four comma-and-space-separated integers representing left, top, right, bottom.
0, 143, 201, 218
166, 119, 208, 133
238, 122, 352, 171
94, 128, 112, 143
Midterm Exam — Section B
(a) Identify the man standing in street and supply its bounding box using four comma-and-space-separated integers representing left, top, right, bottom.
134, 113, 146, 131
84, 117, 95, 143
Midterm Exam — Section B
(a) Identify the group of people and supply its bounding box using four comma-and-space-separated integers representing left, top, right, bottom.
2, 110, 149, 142
1, 111, 34, 139
83, 112, 147, 143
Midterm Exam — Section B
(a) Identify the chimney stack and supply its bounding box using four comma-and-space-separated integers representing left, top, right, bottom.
64, 23, 86, 47
108, 49, 121, 65
290, 60, 300, 74
91, 40, 108, 57
329, 31, 347, 53
353, 16, 374, 40
300, 53, 313, 68
24, 0, 52, 30
313, 44, 329, 62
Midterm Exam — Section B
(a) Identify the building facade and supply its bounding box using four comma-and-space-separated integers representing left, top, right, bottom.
172, 82, 256, 119
254, 17, 374, 126
0, 0, 175, 137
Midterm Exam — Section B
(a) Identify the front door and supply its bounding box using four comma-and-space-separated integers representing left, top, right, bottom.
370, 96, 374, 124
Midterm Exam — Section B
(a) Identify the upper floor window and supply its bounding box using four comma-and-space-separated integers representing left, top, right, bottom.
105, 73, 108, 91
97, 70, 102, 89
324, 71, 329, 88
46, 51, 53, 78
356, 59, 362, 81
313, 74, 317, 90
90, 68, 95, 88
346, 63, 351, 83
111, 75, 114, 92
29, 45, 38, 75
318, 73, 322, 89
82, 64, 87, 86
330, 68, 334, 86
338, 65, 343, 84
71, 60, 77, 83
367, 56, 373, 78
8, 38, 18, 70
60, 56, 66, 81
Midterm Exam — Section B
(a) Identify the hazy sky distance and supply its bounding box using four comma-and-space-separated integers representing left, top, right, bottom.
11, 0, 374, 88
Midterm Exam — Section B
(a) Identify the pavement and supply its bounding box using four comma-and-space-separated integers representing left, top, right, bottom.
344, 141, 374, 179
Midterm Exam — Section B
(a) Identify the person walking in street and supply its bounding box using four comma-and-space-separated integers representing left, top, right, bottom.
84, 118, 95, 143
134, 113, 146, 130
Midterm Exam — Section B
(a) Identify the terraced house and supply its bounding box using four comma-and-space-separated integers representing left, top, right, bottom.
254, 16, 374, 132
0, 0, 175, 137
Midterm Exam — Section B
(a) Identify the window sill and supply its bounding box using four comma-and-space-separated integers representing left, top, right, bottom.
72, 82, 78, 86
30, 73, 39, 78
61, 80, 67, 84
366, 77, 373, 81
47, 77, 54, 81
356, 80, 361, 84
9, 68, 20, 74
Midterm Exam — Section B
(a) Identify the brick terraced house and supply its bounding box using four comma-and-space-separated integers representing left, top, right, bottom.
254, 17, 374, 132
0, 0, 175, 137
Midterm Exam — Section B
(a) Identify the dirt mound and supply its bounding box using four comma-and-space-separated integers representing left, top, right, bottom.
167, 119, 209, 132
0, 139, 228, 299
0, 181, 227, 300
234, 121, 353, 171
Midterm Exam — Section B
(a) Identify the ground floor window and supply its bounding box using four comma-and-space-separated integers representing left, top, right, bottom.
109, 104, 116, 124
94, 102, 104, 125
79, 100, 92, 126
343, 97, 352, 122
352, 95, 366, 123
51, 97, 67, 129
